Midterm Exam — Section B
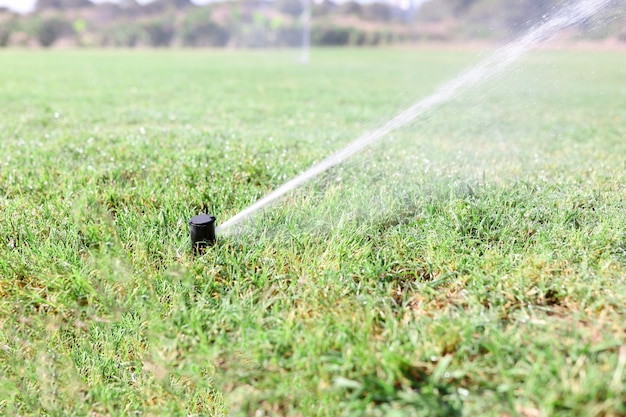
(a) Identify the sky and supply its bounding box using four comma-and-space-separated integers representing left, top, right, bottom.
0, 0, 37, 13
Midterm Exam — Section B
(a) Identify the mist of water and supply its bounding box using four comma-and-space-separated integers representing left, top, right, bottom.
217, 0, 613, 234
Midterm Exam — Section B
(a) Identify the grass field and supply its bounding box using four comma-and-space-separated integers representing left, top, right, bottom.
0, 48, 625, 416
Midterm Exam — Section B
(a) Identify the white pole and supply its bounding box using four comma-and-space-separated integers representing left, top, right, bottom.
301, 0, 311, 64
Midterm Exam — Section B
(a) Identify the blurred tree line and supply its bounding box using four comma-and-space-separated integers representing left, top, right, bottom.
0, 0, 624, 48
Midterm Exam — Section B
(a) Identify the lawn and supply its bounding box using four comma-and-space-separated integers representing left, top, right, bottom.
0, 48, 624, 416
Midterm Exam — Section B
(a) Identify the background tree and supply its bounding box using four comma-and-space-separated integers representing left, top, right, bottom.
143, 18, 176, 47
181, 8, 230, 47
0, 16, 15, 47
36, 15, 74, 47
275, 0, 304, 17
36, 0, 92, 11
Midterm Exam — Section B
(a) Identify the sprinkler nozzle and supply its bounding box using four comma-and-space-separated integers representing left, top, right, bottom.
189, 213, 216, 254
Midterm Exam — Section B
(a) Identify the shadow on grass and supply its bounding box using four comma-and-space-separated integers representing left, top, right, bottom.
333, 360, 463, 417
219, 358, 463, 417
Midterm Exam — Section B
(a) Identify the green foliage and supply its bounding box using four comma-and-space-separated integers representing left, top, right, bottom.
312, 25, 352, 45
459, 0, 558, 38
181, 9, 229, 47
36, 0, 92, 10
447, 0, 480, 16
311, 25, 393, 46
274, 25, 302, 47
275, 0, 304, 17
101, 23, 143, 47
143, 17, 176, 47
338, 0, 362, 16
361, 2, 392, 22
2, 0, 626, 48
0, 18, 14, 47
313, 0, 338, 17
72, 18, 86, 33
415, 0, 458, 23
35, 15, 73, 47
416, 0, 625, 40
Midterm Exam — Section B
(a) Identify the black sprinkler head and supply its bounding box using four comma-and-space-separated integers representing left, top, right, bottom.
189, 213, 216, 254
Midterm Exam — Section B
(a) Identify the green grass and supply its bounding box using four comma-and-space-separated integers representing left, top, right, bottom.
0, 48, 625, 416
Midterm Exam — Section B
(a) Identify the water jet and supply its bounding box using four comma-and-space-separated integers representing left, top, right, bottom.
215, 0, 612, 236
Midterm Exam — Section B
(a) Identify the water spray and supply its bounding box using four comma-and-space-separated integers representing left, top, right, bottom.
194, 0, 612, 243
